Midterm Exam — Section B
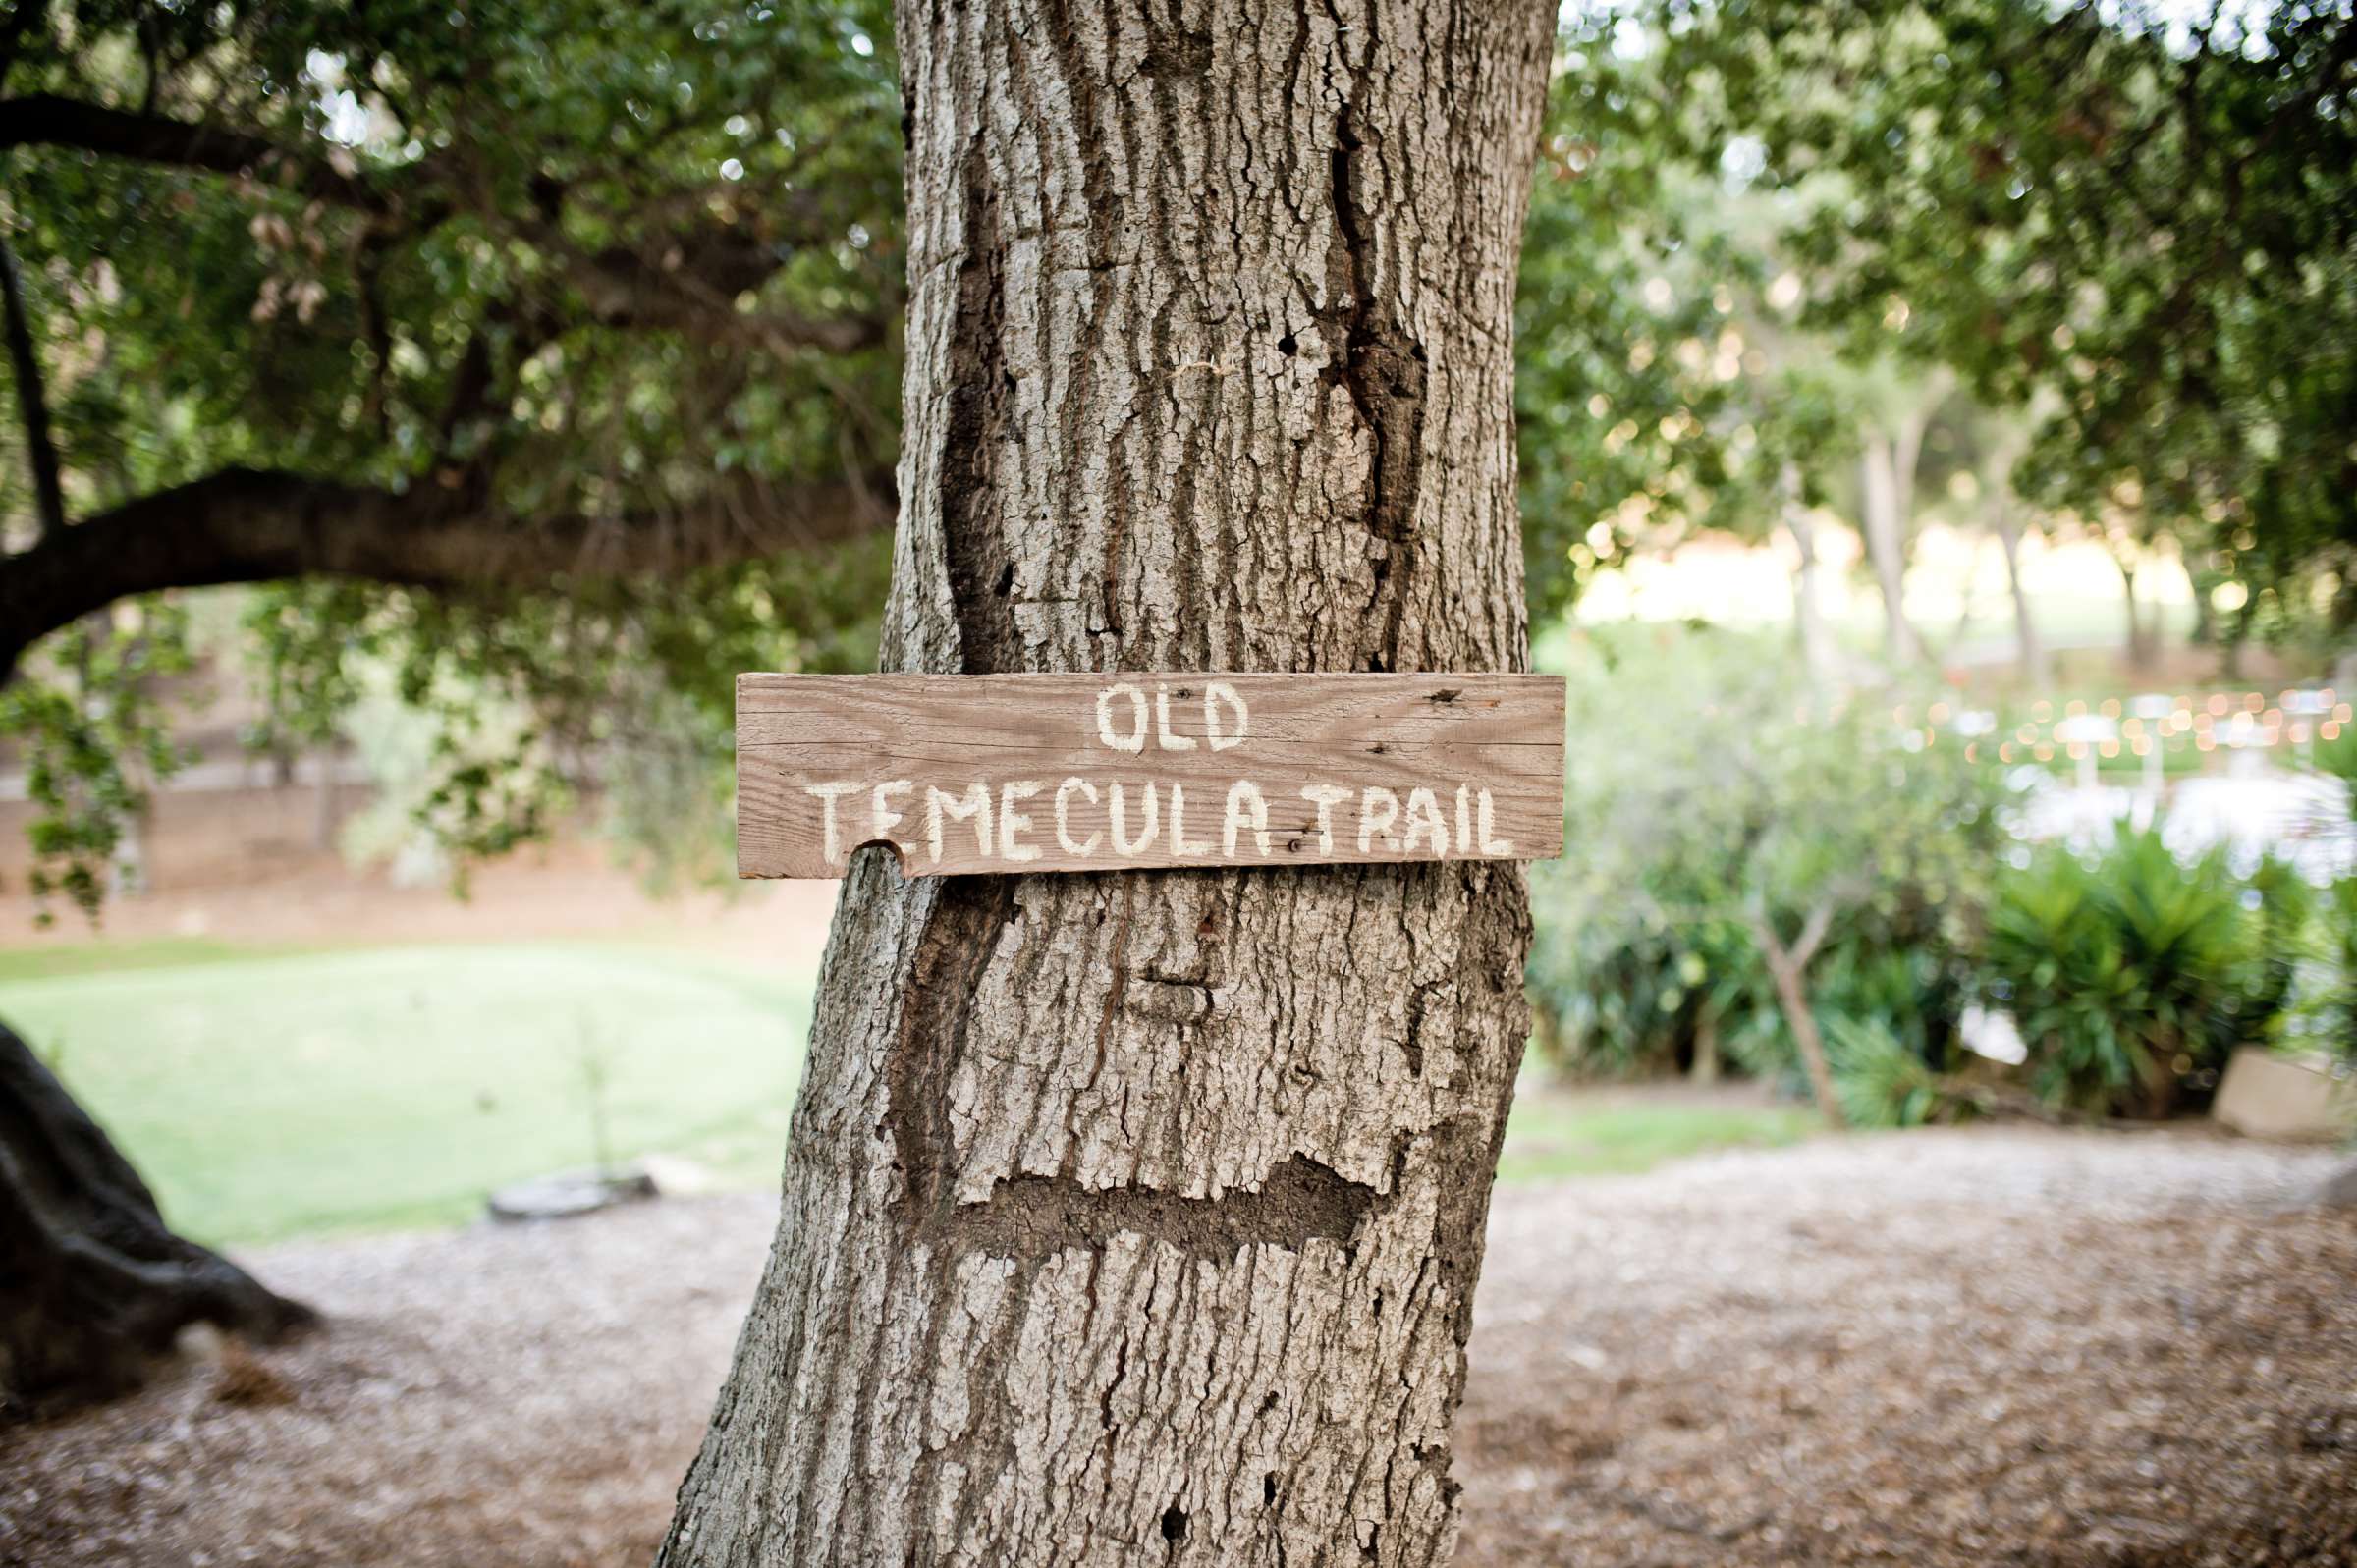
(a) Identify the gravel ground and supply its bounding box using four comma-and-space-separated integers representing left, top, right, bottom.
4, 1127, 2352, 1567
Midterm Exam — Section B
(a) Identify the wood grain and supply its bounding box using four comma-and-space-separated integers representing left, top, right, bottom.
737, 672, 1565, 877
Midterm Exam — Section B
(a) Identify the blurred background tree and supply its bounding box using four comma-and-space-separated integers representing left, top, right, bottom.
1515, 0, 2356, 1129
1644, 0, 2357, 650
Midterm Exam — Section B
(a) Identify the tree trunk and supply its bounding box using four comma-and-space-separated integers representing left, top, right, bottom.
1688, 1007, 1720, 1085
1889, 396, 1934, 535
1760, 950, 1840, 1127
659, 4, 1554, 1565
0, 1019, 316, 1412
313, 742, 341, 851
1858, 431, 1921, 665
1991, 499, 2048, 685
1748, 906, 1842, 1128
2116, 550, 2151, 670
2222, 597, 2257, 681
1783, 464, 1837, 692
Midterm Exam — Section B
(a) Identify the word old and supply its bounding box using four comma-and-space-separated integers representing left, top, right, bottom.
736, 672, 1565, 879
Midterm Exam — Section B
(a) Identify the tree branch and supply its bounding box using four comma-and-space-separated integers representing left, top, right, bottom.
1788, 895, 1840, 974
0, 238, 65, 541
0, 93, 886, 349
522, 210, 888, 352
0, 87, 894, 354
0, 464, 896, 685
0, 92, 401, 212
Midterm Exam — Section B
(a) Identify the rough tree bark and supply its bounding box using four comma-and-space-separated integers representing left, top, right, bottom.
0, 1020, 316, 1411
659, 1, 1554, 1563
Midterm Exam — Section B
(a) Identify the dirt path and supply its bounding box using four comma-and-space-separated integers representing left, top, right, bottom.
4, 1129, 2351, 1567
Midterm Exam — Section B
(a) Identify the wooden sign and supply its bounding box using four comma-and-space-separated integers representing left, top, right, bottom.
736, 673, 1565, 878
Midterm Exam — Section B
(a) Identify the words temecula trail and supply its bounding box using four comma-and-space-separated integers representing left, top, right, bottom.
735, 672, 1566, 878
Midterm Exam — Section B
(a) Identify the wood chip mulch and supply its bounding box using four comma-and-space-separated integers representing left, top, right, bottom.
3, 1127, 2350, 1567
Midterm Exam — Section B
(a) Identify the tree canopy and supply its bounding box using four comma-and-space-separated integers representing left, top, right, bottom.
1518, 0, 2357, 632
0, 0, 903, 908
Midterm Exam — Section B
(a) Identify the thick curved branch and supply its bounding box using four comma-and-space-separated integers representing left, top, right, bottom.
0, 93, 888, 347
0, 92, 398, 211
523, 208, 890, 351
0, 465, 896, 685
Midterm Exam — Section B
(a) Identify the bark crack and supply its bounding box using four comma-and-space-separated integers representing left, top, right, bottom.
940, 137, 1021, 674
884, 877, 1018, 1234
1316, 9, 1428, 672
955, 1154, 1387, 1263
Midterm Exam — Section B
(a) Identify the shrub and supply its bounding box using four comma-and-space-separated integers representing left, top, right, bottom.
1822, 1014, 1945, 1128
1982, 824, 2300, 1117
2322, 878, 2357, 1065
1528, 622, 2009, 1107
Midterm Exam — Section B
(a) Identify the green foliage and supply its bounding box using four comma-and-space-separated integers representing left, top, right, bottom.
1534, 626, 2338, 1120
238, 531, 890, 887
2315, 877, 2357, 1066
1527, 622, 2012, 1082
1639, 0, 2357, 628
0, 603, 195, 921
1516, 22, 1865, 618
1823, 1014, 1944, 1128
1982, 825, 2300, 1116
2313, 724, 2357, 796
2, 0, 904, 904
6, 0, 903, 498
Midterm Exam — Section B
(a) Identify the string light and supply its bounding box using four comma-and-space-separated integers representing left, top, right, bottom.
1876, 687, 2340, 768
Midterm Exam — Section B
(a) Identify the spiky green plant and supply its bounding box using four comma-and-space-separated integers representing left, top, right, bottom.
1984, 825, 2294, 1117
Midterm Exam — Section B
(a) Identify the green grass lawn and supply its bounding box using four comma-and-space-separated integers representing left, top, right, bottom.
0, 935, 326, 984
0, 941, 1816, 1247
1495, 1092, 1817, 1184
0, 944, 812, 1246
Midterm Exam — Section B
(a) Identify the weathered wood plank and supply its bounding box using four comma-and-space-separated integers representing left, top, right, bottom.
736, 672, 1565, 877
